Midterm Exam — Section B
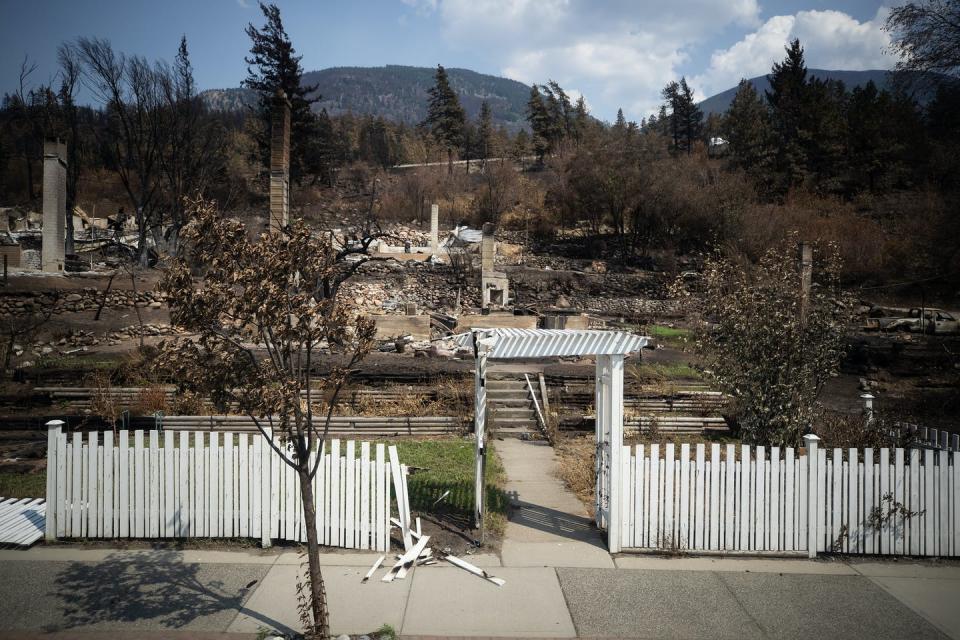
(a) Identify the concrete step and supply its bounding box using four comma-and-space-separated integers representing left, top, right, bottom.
486, 390, 528, 399
492, 416, 538, 426
491, 408, 536, 419
487, 399, 533, 409
494, 427, 534, 439
486, 380, 528, 391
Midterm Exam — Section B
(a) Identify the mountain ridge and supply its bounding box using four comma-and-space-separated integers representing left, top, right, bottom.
200, 65, 531, 132
698, 69, 937, 116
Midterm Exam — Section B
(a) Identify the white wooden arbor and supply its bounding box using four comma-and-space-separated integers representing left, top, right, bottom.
462, 328, 649, 552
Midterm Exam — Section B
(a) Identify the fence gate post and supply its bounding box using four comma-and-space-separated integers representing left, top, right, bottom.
803, 434, 820, 558
44, 419, 64, 541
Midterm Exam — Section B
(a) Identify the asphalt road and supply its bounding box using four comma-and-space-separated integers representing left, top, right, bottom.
557, 567, 948, 639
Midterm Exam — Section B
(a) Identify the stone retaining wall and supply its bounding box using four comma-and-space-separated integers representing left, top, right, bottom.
0, 288, 166, 315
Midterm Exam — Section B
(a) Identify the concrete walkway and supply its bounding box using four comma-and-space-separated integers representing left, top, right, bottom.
0, 547, 958, 638
496, 437, 615, 569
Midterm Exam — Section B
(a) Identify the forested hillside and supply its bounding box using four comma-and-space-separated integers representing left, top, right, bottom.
201, 65, 531, 132
699, 69, 940, 116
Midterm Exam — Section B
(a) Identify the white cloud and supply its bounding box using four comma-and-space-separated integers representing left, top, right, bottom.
404, 0, 760, 121
693, 8, 895, 98
401, 1, 896, 121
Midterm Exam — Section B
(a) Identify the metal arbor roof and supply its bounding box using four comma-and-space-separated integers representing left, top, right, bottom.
457, 328, 649, 359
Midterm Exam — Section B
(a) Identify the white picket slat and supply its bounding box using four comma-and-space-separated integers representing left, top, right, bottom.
709, 444, 720, 550
360, 442, 370, 549
346, 441, 356, 549
724, 445, 735, 551
634, 445, 644, 548
88, 431, 99, 537
223, 432, 234, 539
909, 448, 919, 555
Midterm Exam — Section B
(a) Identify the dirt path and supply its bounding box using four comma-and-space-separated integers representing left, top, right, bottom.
494, 437, 614, 567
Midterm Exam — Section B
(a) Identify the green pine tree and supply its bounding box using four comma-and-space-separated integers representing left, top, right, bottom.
766, 39, 811, 189
573, 96, 589, 146
423, 64, 465, 174
477, 101, 493, 167
614, 107, 627, 130
243, 2, 319, 182
526, 85, 551, 164
724, 79, 772, 171
661, 78, 702, 154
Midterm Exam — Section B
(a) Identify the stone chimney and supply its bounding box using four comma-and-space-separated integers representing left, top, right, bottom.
269, 90, 291, 234
430, 203, 439, 253
480, 222, 509, 309
42, 139, 67, 272
481, 222, 495, 273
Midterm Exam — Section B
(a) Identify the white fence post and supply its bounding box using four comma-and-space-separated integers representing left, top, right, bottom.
44, 420, 64, 541
804, 434, 820, 558
260, 427, 272, 548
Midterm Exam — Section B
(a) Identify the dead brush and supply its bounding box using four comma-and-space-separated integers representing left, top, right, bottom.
341, 388, 441, 418
554, 436, 597, 516
87, 369, 121, 429
133, 383, 170, 416
172, 389, 207, 416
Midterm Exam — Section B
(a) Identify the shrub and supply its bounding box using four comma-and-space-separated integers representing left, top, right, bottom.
675, 237, 855, 447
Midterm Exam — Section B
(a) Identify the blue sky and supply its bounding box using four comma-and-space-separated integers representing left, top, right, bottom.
0, 0, 897, 122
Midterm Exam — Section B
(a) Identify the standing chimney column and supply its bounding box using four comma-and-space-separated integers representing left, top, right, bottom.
481, 222, 495, 274
42, 139, 67, 272
269, 91, 291, 234
430, 203, 439, 253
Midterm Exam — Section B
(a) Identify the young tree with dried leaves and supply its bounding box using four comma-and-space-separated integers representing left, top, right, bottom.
673, 240, 854, 447
157, 197, 375, 638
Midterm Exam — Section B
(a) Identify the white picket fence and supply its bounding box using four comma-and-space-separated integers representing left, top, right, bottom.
618, 439, 959, 557
44, 424, 395, 551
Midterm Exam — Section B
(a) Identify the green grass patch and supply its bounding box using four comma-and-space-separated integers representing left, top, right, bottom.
647, 324, 692, 346
648, 324, 690, 338
393, 439, 508, 538
0, 471, 46, 499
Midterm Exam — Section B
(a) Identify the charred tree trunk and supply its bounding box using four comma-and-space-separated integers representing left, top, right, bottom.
298, 463, 330, 639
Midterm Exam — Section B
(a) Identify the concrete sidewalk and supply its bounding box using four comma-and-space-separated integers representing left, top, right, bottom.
0, 547, 958, 639
497, 438, 614, 569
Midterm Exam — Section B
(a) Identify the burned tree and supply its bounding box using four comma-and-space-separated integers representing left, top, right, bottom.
158, 196, 375, 638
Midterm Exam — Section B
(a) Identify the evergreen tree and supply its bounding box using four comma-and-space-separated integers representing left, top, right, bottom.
243, 2, 319, 182
512, 128, 531, 169
661, 82, 680, 148
766, 39, 810, 188
614, 108, 627, 130
656, 105, 670, 137
526, 85, 551, 164
677, 78, 703, 154
925, 82, 960, 188
573, 96, 589, 146
358, 116, 394, 168
547, 80, 573, 150
644, 113, 657, 133
661, 78, 702, 154
423, 64, 465, 174
724, 79, 772, 171
805, 78, 848, 193
477, 101, 493, 168
310, 108, 340, 185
